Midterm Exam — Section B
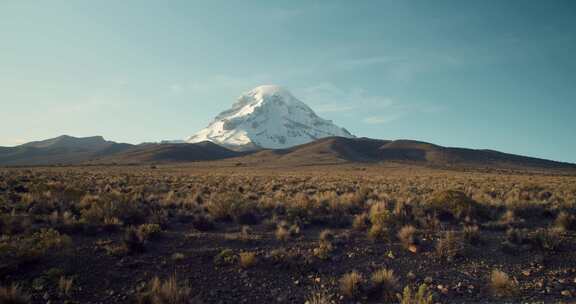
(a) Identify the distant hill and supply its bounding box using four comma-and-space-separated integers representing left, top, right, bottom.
91, 141, 242, 164
0, 135, 134, 166
1, 135, 574, 172
0, 135, 243, 166
234, 137, 576, 170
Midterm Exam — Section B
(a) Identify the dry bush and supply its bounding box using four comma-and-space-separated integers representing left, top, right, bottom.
239, 225, 253, 242
427, 190, 485, 221
533, 227, 564, 252
489, 269, 518, 297
275, 225, 290, 241
369, 202, 393, 226
276, 221, 300, 241
314, 230, 335, 260
340, 271, 363, 298
555, 211, 576, 231
58, 276, 74, 296
267, 248, 291, 265
207, 193, 257, 224
0, 228, 71, 270
313, 240, 334, 260
213, 249, 236, 266
463, 225, 482, 246
436, 231, 464, 262
239, 252, 257, 269
367, 224, 388, 241
124, 226, 146, 254
397, 284, 433, 304
191, 213, 215, 231
370, 268, 398, 301
319, 229, 335, 243
0, 284, 30, 304
306, 288, 333, 304
505, 228, 527, 245
137, 224, 163, 241
137, 275, 197, 304
171, 252, 185, 261
352, 212, 370, 231
394, 200, 414, 224
398, 225, 419, 253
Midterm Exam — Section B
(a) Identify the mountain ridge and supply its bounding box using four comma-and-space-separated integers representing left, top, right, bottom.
1, 135, 574, 172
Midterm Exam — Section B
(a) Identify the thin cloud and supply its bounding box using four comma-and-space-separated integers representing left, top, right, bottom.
314, 104, 356, 113
363, 114, 402, 125
338, 56, 400, 70
296, 82, 394, 114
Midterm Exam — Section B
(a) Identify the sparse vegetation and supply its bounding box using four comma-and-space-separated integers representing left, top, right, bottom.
0, 166, 574, 303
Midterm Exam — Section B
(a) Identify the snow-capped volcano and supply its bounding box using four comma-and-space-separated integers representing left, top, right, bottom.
186, 85, 354, 150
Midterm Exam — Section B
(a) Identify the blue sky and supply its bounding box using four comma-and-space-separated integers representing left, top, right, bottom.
1, 1, 575, 162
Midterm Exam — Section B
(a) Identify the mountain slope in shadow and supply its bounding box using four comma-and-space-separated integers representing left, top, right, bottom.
238, 137, 576, 170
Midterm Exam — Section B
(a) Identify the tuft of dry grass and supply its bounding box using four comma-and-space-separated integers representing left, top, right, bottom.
124, 226, 146, 254
58, 276, 74, 296
369, 202, 392, 226
306, 288, 333, 304
463, 225, 481, 245
371, 268, 397, 300
0, 284, 30, 304
171, 252, 185, 261
137, 274, 196, 304
555, 211, 576, 231
489, 269, 518, 297
239, 252, 257, 269
368, 224, 388, 241
352, 213, 370, 231
275, 225, 290, 241
137, 224, 163, 241
340, 271, 363, 298
398, 225, 419, 253
436, 231, 464, 261
319, 229, 335, 242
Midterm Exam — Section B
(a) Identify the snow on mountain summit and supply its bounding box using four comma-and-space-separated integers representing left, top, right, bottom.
186, 85, 354, 150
